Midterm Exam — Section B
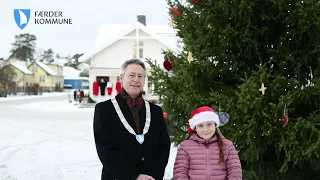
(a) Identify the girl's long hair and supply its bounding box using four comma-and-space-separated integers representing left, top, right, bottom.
187, 128, 225, 164
215, 130, 225, 164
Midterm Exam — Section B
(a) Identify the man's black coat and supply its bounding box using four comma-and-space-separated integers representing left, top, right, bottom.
93, 94, 171, 180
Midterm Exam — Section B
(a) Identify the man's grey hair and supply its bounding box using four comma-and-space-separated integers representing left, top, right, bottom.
120, 59, 146, 76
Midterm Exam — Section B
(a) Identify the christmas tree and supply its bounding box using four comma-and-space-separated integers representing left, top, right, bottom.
146, 0, 320, 179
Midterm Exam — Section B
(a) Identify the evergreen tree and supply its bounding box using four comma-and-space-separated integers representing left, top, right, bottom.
64, 53, 83, 69
147, 0, 320, 179
9, 33, 37, 62
39, 48, 54, 63
0, 58, 5, 68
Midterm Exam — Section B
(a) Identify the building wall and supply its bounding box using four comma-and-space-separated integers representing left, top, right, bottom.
92, 38, 169, 69
88, 36, 171, 101
28, 62, 54, 91
47, 64, 64, 88
3, 65, 33, 93
64, 79, 83, 89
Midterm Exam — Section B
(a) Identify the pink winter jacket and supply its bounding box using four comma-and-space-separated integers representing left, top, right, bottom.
173, 130, 242, 180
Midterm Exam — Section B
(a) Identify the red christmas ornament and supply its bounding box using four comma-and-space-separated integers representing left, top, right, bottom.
163, 60, 173, 71
192, 0, 200, 6
170, 7, 182, 18
163, 112, 168, 119
282, 113, 288, 128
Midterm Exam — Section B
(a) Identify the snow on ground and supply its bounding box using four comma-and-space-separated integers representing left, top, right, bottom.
0, 95, 177, 180
0, 92, 70, 102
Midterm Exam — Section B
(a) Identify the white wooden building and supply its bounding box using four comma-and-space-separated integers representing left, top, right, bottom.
79, 15, 179, 102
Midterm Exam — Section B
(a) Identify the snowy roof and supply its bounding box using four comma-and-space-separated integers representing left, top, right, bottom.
64, 77, 89, 80
148, 24, 176, 34
93, 24, 132, 51
79, 22, 178, 63
34, 61, 57, 75
63, 66, 81, 78
78, 63, 90, 71
10, 62, 33, 74
49, 58, 67, 66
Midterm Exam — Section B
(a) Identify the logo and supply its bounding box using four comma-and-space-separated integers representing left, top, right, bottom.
14, 9, 31, 30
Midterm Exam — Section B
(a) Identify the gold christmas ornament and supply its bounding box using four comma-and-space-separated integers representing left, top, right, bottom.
259, 83, 267, 95
187, 51, 193, 63
168, 20, 176, 27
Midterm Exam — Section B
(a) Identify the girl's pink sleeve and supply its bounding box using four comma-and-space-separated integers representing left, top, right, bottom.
226, 142, 242, 180
173, 143, 190, 180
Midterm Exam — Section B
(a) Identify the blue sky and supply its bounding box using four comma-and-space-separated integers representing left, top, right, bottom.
0, 0, 170, 59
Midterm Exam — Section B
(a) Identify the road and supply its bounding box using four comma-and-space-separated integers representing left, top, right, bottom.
0, 95, 101, 180
0, 94, 70, 106
0, 95, 176, 180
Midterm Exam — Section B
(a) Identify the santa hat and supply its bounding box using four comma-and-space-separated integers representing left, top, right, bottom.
187, 106, 220, 134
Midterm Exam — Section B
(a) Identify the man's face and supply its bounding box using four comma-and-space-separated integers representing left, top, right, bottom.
120, 64, 145, 98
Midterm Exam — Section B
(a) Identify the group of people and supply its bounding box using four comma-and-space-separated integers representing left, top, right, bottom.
93, 59, 242, 180
73, 89, 85, 103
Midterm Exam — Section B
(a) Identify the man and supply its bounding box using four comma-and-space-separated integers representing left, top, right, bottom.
93, 59, 171, 180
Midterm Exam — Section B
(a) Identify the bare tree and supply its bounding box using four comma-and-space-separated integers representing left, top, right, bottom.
0, 65, 17, 97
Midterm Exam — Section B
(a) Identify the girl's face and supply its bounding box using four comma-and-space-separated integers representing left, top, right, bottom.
195, 122, 216, 140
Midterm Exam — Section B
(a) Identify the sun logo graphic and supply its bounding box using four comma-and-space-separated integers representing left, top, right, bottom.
14, 9, 31, 30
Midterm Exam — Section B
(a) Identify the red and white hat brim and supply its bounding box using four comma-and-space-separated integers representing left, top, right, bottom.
189, 111, 220, 130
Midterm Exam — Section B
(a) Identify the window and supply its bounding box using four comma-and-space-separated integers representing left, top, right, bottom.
139, 48, 143, 58
133, 48, 137, 58
132, 41, 144, 58
32, 64, 38, 72
40, 76, 45, 82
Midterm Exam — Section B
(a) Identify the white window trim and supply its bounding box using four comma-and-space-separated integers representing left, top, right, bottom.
132, 28, 144, 59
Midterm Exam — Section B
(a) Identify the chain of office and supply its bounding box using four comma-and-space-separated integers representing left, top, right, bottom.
34, 11, 72, 24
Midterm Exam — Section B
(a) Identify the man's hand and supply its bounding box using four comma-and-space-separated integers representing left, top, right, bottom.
136, 174, 155, 180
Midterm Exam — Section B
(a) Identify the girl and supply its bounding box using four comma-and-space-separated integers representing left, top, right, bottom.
173, 106, 242, 180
